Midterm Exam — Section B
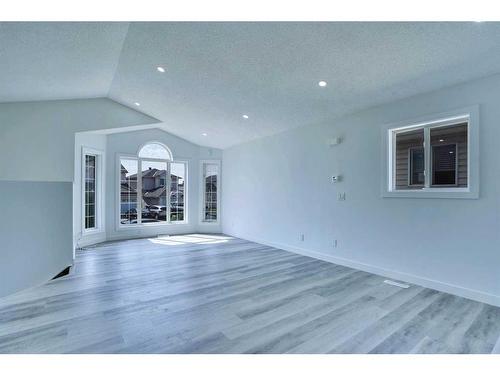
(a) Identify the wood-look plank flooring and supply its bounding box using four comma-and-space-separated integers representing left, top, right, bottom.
1, 234, 499, 354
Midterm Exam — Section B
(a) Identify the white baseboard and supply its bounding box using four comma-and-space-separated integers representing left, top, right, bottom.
225, 231, 500, 308
76, 233, 107, 248
77, 229, 224, 248
106, 229, 194, 242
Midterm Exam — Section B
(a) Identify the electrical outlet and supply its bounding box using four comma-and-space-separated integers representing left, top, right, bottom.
337, 192, 346, 201
331, 175, 341, 183
299, 234, 305, 242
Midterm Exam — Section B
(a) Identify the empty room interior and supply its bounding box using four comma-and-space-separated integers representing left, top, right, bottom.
2, 20, 500, 355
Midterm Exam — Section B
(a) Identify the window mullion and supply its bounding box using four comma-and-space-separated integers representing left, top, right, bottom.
424, 127, 431, 188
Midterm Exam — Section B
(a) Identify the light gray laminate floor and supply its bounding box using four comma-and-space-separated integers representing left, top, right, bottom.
1, 234, 499, 354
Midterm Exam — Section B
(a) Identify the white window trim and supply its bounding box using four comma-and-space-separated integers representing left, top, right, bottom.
199, 159, 221, 225
381, 105, 479, 199
82, 147, 105, 235
137, 140, 173, 161
115, 153, 189, 231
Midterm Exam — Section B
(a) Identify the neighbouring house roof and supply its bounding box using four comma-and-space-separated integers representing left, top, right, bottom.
143, 185, 185, 199
128, 168, 183, 182
129, 168, 167, 180
143, 186, 166, 199
152, 169, 166, 178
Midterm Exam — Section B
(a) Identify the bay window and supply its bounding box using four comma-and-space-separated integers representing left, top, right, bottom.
119, 142, 187, 226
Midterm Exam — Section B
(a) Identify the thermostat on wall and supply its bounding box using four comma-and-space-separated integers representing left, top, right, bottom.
328, 137, 342, 146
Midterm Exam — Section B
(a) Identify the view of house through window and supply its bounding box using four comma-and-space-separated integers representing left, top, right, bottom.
203, 162, 219, 221
119, 143, 186, 226
84, 154, 97, 229
120, 159, 138, 224
170, 162, 185, 221
141, 160, 168, 223
395, 128, 424, 189
409, 147, 425, 186
392, 120, 468, 191
430, 123, 467, 187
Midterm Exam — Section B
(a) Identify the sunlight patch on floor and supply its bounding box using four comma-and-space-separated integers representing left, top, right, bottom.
148, 233, 232, 246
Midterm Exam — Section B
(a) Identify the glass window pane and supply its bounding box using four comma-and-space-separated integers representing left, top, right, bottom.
120, 159, 138, 225
409, 148, 425, 186
430, 123, 467, 187
432, 144, 457, 185
170, 162, 185, 222
138, 143, 171, 160
395, 129, 424, 190
203, 163, 218, 221
84, 155, 97, 229
141, 160, 167, 223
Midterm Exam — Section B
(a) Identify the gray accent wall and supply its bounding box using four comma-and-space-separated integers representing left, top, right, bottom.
0, 97, 160, 298
0, 181, 73, 298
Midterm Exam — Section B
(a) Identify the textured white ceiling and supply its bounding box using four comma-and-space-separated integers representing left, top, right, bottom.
0, 22, 129, 102
3, 22, 500, 148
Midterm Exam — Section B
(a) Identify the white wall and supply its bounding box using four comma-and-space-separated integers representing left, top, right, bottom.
222, 73, 500, 306
105, 128, 222, 241
0, 98, 158, 182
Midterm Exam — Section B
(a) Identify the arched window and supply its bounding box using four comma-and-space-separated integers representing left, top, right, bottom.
119, 141, 186, 226
138, 142, 172, 160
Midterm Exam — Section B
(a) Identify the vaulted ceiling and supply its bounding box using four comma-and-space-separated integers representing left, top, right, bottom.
2, 22, 500, 148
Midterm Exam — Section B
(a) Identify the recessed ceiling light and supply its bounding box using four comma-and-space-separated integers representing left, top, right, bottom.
134, 102, 141, 106
157, 66, 166, 73
449, 151, 454, 154
318, 81, 327, 87
202, 133, 208, 136
242, 114, 249, 119
439, 139, 444, 142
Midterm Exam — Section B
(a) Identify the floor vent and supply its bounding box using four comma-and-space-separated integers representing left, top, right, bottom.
384, 279, 410, 288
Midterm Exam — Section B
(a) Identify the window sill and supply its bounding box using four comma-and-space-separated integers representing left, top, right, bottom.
200, 221, 220, 225
82, 228, 105, 236
382, 188, 478, 199
116, 221, 189, 230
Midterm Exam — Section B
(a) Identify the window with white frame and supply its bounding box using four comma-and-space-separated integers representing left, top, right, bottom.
170, 162, 186, 222
84, 154, 97, 229
119, 142, 187, 226
384, 108, 479, 199
82, 148, 103, 232
201, 161, 220, 222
